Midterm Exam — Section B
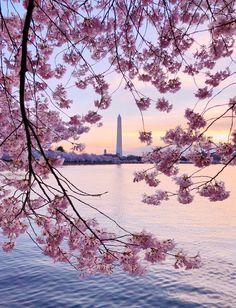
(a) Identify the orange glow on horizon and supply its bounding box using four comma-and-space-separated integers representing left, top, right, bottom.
54, 126, 232, 155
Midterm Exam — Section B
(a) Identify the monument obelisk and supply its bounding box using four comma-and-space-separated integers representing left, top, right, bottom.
116, 115, 122, 156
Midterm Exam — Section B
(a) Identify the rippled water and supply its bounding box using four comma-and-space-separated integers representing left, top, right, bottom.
0, 164, 236, 307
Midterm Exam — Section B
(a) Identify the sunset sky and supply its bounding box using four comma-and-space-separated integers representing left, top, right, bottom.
58, 68, 235, 155
46, 25, 236, 156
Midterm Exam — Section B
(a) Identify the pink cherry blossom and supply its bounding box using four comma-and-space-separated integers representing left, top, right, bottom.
139, 131, 152, 145
84, 111, 102, 124
185, 109, 206, 130
199, 181, 230, 201
174, 253, 201, 270
195, 87, 212, 100
133, 171, 146, 182
2, 241, 15, 252
175, 174, 193, 189
163, 127, 198, 147
177, 189, 194, 204
136, 98, 151, 111
205, 69, 230, 87
142, 191, 169, 206
2, 0, 236, 277
188, 150, 212, 168
156, 98, 172, 112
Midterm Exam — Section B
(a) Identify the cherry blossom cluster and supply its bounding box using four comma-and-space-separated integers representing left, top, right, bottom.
139, 131, 153, 145
1, 0, 236, 275
0, 192, 201, 275
199, 181, 230, 201
135, 98, 236, 205
142, 191, 169, 206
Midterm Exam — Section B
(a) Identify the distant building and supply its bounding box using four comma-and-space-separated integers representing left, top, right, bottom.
104, 149, 107, 155
116, 115, 122, 156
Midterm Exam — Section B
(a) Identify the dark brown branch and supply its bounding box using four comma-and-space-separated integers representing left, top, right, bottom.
19, 0, 34, 172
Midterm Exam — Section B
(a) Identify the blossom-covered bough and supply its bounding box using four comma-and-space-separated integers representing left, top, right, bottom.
1, 0, 235, 275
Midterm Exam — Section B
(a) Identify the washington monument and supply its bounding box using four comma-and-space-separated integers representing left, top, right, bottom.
116, 115, 122, 156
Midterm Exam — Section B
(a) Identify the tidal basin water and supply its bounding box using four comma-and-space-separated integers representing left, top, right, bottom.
0, 164, 236, 307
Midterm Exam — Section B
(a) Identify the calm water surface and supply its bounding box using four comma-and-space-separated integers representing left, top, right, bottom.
0, 164, 236, 307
